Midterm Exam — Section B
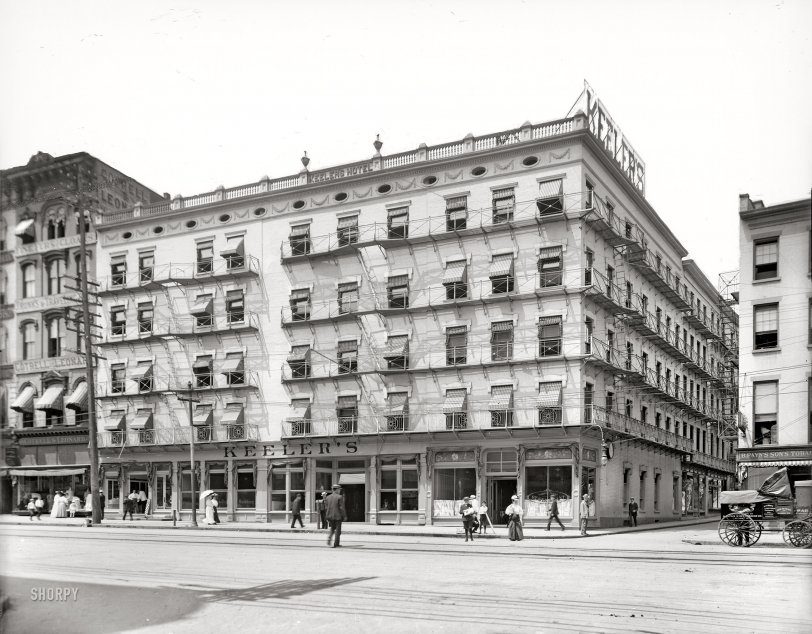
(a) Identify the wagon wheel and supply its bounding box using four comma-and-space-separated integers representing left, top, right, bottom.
782, 520, 812, 548
719, 513, 759, 547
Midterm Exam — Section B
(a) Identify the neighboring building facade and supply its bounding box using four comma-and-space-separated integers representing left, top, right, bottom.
90, 99, 738, 526
737, 194, 812, 489
0, 152, 161, 513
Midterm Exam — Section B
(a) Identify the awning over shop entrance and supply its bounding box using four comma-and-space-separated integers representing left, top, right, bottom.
338, 473, 365, 485
5, 467, 87, 477
740, 460, 812, 467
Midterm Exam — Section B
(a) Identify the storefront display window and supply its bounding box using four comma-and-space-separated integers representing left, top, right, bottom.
379, 457, 418, 511
180, 466, 197, 510
525, 465, 573, 518
106, 478, 120, 509
271, 462, 304, 512
433, 467, 475, 517
208, 464, 228, 508
581, 466, 595, 502
236, 468, 255, 509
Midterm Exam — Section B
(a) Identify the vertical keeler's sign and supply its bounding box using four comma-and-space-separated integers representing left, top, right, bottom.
578, 81, 646, 195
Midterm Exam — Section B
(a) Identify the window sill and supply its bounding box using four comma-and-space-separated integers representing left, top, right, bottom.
752, 277, 780, 285
752, 347, 781, 354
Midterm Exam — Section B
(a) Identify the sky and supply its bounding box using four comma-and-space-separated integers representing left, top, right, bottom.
1, 0, 810, 285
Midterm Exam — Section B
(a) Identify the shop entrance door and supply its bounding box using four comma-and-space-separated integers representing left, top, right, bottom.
129, 478, 148, 513
487, 478, 517, 525
154, 474, 170, 511
342, 484, 365, 522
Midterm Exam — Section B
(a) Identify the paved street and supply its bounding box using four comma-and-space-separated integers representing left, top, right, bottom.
1, 523, 810, 633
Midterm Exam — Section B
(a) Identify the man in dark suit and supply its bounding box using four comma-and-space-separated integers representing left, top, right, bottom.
325, 484, 347, 547
628, 497, 639, 526
546, 494, 565, 531
98, 489, 106, 520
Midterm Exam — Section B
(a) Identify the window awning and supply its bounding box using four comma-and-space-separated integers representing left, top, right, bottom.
193, 356, 212, 370
538, 179, 563, 198
539, 316, 561, 330
539, 246, 563, 259
288, 401, 311, 420
387, 274, 409, 287
130, 361, 153, 380
337, 395, 357, 409
287, 345, 310, 362
388, 206, 408, 218
446, 196, 467, 210
489, 385, 514, 410
489, 254, 514, 277
220, 235, 245, 258
337, 216, 358, 229
130, 408, 154, 430
65, 382, 88, 412
289, 288, 310, 301
446, 325, 467, 336
338, 473, 365, 485
221, 352, 244, 374
442, 389, 467, 413
103, 410, 126, 431
386, 392, 408, 415
337, 340, 357, 353
221, 404, 244, 426
383, 335, 408, 358
491, 320, 513, 333
11, 386, 36, 413
7, 468, 87, 477
443, 261, 467, 284
15, 218, 35, 238
190, 297, 213, 316
289, 224, 310, 237
537, 382, 563, 408
35, 386, 64, 412
193, 404, 213, 427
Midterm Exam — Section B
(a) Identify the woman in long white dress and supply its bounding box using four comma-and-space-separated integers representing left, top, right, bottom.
505, 495, 524, 541
51, 492, 67, 518
204, 495, 216, 525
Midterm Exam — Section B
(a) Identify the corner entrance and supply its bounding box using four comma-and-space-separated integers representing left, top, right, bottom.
487, 478, 517, 525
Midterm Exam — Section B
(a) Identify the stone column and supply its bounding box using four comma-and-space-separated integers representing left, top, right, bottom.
368, 456, 378, 525
254, 459, 269, 523
421, 452, 431, 526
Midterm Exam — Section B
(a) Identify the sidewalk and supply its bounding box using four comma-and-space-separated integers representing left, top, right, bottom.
0, 514, 716, 539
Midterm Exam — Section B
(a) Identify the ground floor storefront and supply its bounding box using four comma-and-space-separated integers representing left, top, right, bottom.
736, 445, 812, 496
94, 427, 723, 528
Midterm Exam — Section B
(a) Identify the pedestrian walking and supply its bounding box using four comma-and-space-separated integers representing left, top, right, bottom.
325, 484, 347, 547
316, 491, 328, 529
98, 489, 106, 520
460, 496, 476, 542
204, 493, 217, 525
546, 494, 566, 531
290, 492, 305, 528
211, 493, 221, 524
628, 497, 639, 527
34, 496, 44, 520
27, 498, 36, 520
505, 495, 524, 541
579, 494, 590, 535
122, 495, 135, 521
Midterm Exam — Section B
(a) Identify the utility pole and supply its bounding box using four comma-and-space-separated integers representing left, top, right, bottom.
178, 381, 200, 527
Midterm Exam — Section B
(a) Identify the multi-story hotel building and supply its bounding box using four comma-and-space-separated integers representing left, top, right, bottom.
736, 193, 812, 488
0, 152, 160, 512
89, 92, 739, 526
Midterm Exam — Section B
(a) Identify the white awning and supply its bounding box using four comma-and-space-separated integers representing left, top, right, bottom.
11, 386, 36, 413
337, 216, 358, 229
35, 386, 64, 412
221, 404, 244, 426
338, 473, 365, 485
288, 401, 311, 420
289, 224, 310, 237
538, 179, 563, 198
739, 460, 812, 467
287, 346, 310, 362
193, 356, 212, 370
103, 410, 126, 431
489, 254, 514, 277
442, 389, 467, 413
130, 361, 153, 380
220, 235, 245, 258
15, 218, 35, 238
193, 404, 213, 427
221, 352, 244, 374
65, 382, 88, 412
443, 260, 467, 285
537, 382, 563, 408
190, 297, 213, 317
130, 408, 154, 430
383, 335, 408, 359
489, 385, 514, 410
386, 392, 408, 415
7, 468, 87, 477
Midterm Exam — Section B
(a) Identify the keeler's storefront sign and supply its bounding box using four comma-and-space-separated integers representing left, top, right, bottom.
220, 439, 359, 459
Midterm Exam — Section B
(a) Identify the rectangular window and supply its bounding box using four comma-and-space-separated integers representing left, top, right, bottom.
337, 396, 358, 434
111, 364, 126, 394
226, 290, 245, 323
445, 196, 467, 231
289, 289, 311, 321
236, 469, 256, 509
584, 249, 594, 285
270, 464, 305, 512
385, 393, 409, 432
196, 241, 214, 274
137, 303, 153, 334
336, 215, 359, 247
490, 254, 514, 294
338, 282, 358, 314
537, 179, 564, 215
110, 306, 126, 336
110, 256, 126, 287
222, 236, 245, 269
537, 381, 563, 424
387, 207, 409, 239
383, 335, 409, 370
492, 187, 515, 223
489, 385, 514, 427
446, 326, 467, 366
490, 320, 514, 361
387, 275, 409, 309
139, 252, 154, 283
585, 179, 595, 209
754, 303, 778, 350
191, 294, 213, 328
289, 225, 311, 256
625, 281, 633, 309
288, 399, 312, 436
443, 260, 468, 300
753, 381, 778, 445
443, 389, 468, 429
434, 467, 476, 515
193, 356, 213, 388
337, 340, 358, 374
526, 466, 572, 508
538, 246, 563, 287
380, 458, 418, 511
287, 346, 311, 379
538, 316, 562, 357
22, 264, 36, 298
754, 238, 778, 280
639, 471, 647, 511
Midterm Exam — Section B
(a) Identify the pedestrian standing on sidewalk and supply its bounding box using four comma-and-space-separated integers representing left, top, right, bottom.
316, 491, 328, 529
325, 484, 347, 547
291, 492, 305, 528
628, 497, 639, 527
211, 493, 221, 524
27, 498, 36, 520
579, 494, 590, 535
460, 496, 476, 542
478, 502, 489, 534
505, 495, 524, 542
98, 489, 106, 520
34, 496, 44, 520
68, 496, 79, 518
546, 494, 565, 531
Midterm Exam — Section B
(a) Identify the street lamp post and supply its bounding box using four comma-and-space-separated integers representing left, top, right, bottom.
178, 382, 200, 527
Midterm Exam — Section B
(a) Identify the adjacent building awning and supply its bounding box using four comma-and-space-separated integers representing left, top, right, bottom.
221, 352, 244, 374
386, 392, 408, 415
221, 403, 244, 426
103, 410, 126, 431
289, 224, 310, 237
489, 254, 514, 277
489, 385, 514, 410
11, 386, 36, 413
15, 218, 35, 238
65, 382, 88, 412
287, 345, 311, 362
35, 386, 64, 412
190, 296, 213, 317
338, 473, 365, 485
130, 408, 154, 430
442, 389, 467, 413
443, 260, 467, 284
537, 382, 563, 408
739, 460, 812, 467
193, 404, 213, 427
130, 361, 153, 381
383, 335, 408, 359
220, 235, 245, 258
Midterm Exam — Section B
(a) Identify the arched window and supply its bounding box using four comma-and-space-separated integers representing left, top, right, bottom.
47, 259, 65, 295
47, 218, 65, 240
46, 316, 64, 358
75, 210, 91, 234
22, 322, 36, 360
21, 263, 36, 298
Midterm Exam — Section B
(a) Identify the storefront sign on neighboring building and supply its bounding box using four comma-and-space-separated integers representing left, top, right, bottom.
14, 356, 85, 375
17, 293, 79, 314
737, 447, 812, 462
526, 447, 571, 460
14, 232, 97, 257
